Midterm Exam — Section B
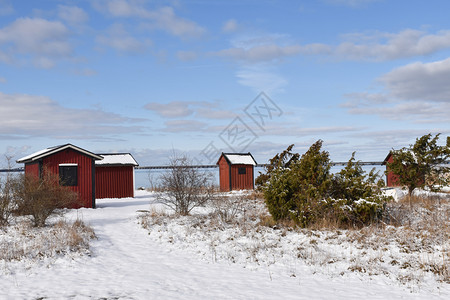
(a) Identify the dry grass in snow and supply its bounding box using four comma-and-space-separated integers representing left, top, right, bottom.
140, 190, 449, 293
0, 218, 96, 272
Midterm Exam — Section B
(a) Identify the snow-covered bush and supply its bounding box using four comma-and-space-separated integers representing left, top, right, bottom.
328, 152, 391, 226
263, 143, 391, 228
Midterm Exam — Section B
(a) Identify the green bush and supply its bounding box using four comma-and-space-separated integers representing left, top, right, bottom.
255, 144, 299, 190
387, 133, 449, 207
263, 140, 332, 227
262, 144, 391, 228
329, 152, 390, 226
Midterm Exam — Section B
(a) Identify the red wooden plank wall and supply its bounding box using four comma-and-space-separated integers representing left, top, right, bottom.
218, 156, 230, 192
385, 155, 401, 187
25, 162, 40, 178
95, 166, 134, 199
41, 149, 94, 208
230, 164, 254, 190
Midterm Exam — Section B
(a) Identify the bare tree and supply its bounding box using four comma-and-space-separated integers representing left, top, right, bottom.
0, 155, 16, 226
156, 155, 215, 215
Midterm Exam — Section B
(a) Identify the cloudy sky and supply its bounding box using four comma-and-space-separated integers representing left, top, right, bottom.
1, 0, 449, 167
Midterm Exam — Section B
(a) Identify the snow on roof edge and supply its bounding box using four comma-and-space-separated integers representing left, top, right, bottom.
95, 153, 139, 166
222, 153, 257, 165
16, 144, 103, 163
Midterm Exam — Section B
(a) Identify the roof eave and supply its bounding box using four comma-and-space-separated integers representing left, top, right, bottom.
17, 144, 103, 164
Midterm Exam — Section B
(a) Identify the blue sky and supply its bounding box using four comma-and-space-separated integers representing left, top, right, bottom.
1, 0, 449, 167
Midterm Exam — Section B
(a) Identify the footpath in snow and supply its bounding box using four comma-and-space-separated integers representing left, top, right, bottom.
1, 190, 448, 299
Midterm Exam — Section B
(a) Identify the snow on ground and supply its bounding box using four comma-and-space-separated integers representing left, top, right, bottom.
1, 190, 448, 299
383, 186, 450, 202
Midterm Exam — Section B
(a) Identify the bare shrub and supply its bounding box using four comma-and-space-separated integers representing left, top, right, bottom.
0, 155, 17, 227
156, 155, 215, 215
0, 174, 15, 227
139, 207, 170, 229
211, 194, 245, 225
12, 171, 79, 227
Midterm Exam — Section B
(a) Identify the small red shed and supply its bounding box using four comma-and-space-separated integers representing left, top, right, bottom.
95, 153, 139, 199
16, 144, 103, 208
382, 152, 401, 187
217, 153, 257, 192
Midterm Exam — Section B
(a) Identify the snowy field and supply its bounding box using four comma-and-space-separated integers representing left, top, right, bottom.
1, 190, 448, 299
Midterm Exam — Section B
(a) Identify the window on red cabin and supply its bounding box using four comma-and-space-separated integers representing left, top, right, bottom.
238, 167, 246, 175
59, 165, 78, 186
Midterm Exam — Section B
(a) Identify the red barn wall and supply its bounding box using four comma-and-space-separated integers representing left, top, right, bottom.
24, 162, 40, 178
385, 155, 401, 187
218, 156, 231, 192
95, 166, 134, 199
41, 149, 94, 208
230, 164, 254, 190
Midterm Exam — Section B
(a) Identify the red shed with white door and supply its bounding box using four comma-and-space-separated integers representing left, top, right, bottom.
217, 153, 257, 192
95, 153, 139, 199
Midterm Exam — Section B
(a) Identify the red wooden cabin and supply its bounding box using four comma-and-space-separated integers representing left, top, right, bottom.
382, 152, 401, 187
16, 144, 103, 208
217, 153, 257, 192
95, 153, 139, 199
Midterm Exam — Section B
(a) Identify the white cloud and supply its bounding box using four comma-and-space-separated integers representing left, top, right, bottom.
222, 19, 238, 33
176, 50, 197, 61
335, 29, 450, 61
72, 68, 98, 76
346, 99, 450, 123
380, 57, 450, 102
340, 92, 390, 108
0, 17, 71, 67
102, 0, 145, 17
196, 104, 236, 120
213, 33, 330, 63
237, 66, 288, 94
341, 57, 450, 123
163, 120, 207, 132
0, 92, 141, 139
217, 28, 450, 63
145, 101, 236, 120
149, 7, 205, 38
214, 34, 297, 92
57, 5, 89, 25
215, 44, 303, 63
145, 101, 193, 118
95, 0, 206, 38
96, 23, 151, 53
262, 124, 361, 137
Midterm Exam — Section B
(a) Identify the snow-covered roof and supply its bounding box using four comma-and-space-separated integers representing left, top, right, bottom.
96, 153, 139, 166
218, 153, 257, 165
17, 144, 103, 163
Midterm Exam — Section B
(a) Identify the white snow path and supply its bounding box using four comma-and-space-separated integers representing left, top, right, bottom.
1, 191, 447, 299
